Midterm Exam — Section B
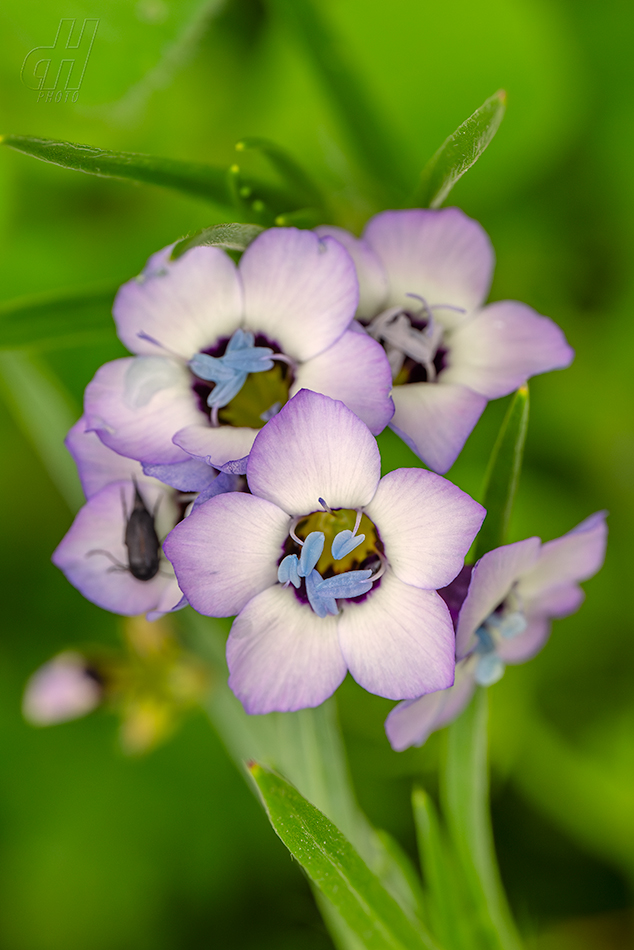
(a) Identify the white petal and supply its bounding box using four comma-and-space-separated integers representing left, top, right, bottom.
65, 416, 147, 498
337, 571, 455, 700
52, 481, 179, 616
173, 423, 259, 468
443, 301, 574, 398
240, 228, 358, 361
363, 209, 494, 323
517, 512, 608, 608
163, 492, 290, 617
84, 357, 204, 464
365, 469, 485, 590
315, 225, 388, 319
114, 244, 243, 358
226, 585, 346, 714
290, 327, 394, 434
246, 390, 381, 515
384, 659, 476, 751
390, 383, 488, 474
455, 538, 541, 659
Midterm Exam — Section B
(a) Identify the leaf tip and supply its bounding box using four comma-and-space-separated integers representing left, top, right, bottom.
246, 760, 261, 775
495, 89, 507, 106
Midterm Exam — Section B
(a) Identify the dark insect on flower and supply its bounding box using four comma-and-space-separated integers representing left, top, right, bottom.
124, 483, 161, 581
85, 481, 161, 582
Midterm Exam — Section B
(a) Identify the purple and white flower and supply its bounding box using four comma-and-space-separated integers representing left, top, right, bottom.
163, 389, 485, 714
385, 512, 608, 751
317, 210, 574, 473
83, 228, 394, 472
54, 418, 187, 619
22, 652, 103, 725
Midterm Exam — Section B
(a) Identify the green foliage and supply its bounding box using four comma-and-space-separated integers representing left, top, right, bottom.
236, 137, 326, 211
0, 284, 117, 351
267, 0, 409, 197
473, 385, 529, 560
170, 223, 264, 260
440, 692, 523, 950
248, 762, 436, 950
0, 351, 83, 511
413, 91, 506, 208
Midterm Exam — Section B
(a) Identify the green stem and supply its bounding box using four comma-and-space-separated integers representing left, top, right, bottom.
440, 689, 523, 950
267, 0, 409, 197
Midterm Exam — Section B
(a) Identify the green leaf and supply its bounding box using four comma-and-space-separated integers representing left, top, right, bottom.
440, 691, 523, 950
0, 284, 118, 351
0, 351, 83, 512
236, 137, 325, 209
267, 0, 409, 196
413, 91, 506, 209
412, 788, 472, 950
171, 223, 264, 260
274, 208, 324, 228
0, 135, 298, 215
248, 763, 436, 950
473, 384, 529, 560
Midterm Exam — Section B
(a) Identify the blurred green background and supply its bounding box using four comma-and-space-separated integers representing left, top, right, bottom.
1, 0, 633, 947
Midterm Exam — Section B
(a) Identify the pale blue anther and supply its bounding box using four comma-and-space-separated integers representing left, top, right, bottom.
474, 653, 505, 686
474, 625, 495, 654
487, 610, 527, 639
188, 328, 276, 410
298, 532, 325, 578
189, 353, 236, 384
316, 570, 373, 599
306, 569, 338, 618
331, 529, 366, 560
278, 554, 301, 588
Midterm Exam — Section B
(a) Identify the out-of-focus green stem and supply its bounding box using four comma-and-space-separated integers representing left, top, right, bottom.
267, 0, 409, 198
441, 690, 523, 950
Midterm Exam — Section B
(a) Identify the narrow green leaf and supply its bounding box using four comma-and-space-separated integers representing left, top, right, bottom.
0, 284, 118, 350
473, 385, 529, 560
171, 223, 264, 260
0, 134, 233, 204
249, 763, 435, 950
0, 351, 83, 511
412, 788, 472, 950
0, 135, 297, 214
441, 691, 523, 950
236, 137, 325, 208
413, 91, 506, 209
267, 0, 408, 195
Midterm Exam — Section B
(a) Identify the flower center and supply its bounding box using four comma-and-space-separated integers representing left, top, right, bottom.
472, 591, 527, 686
277, 502, 385, 617
189, 329, 295, 429
366, 295, 463, 385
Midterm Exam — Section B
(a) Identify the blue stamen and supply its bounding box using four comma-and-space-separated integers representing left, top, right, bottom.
316, 570, 373, 599
278, 554, 301, 588
298, 532, 325, 577
487, 610, 527, 639
474, 653, 505, 686
331, 529, 366, 560
475, 626, 495, 654
306, 569, 338, 617
189, 329, 277, 410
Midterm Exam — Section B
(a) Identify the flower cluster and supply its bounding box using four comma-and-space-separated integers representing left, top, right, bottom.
43, 210, 601, 730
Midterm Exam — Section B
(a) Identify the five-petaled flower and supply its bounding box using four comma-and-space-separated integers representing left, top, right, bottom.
385, 511, 608, 751
83, 228, 393, 473
317, 209, 574, 473
163, 390, 485, 714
